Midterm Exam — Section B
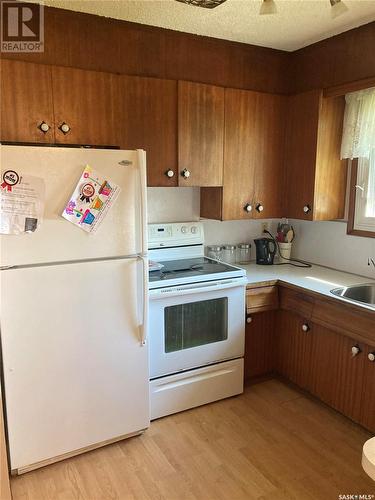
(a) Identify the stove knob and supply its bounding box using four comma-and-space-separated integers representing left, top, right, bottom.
181, 226, 188, 234
191, 226, 198, 234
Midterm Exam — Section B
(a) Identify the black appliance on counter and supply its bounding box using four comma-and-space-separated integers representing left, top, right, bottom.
254, 238, 276, 265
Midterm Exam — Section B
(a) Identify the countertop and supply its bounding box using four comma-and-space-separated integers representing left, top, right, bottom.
238, 262, 375, 312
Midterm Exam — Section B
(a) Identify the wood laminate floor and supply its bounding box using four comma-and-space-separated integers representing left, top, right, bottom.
11, 379, 375, 500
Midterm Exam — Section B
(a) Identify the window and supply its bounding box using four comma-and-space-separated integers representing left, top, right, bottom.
341, 88, 375, 236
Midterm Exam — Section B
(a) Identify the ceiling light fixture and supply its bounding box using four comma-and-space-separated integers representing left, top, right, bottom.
259, 0, 277, 16
175, 0, 227, 8
330, 0, 349, 19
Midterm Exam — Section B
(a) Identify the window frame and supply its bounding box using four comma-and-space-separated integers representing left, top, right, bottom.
347, 158, 375, 237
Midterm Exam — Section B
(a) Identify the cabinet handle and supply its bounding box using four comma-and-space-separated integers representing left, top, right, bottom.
301, 323, 310, 332
244, 203, 252, 213
303, 205, 311, 214
256, 203, 264, 213
38, 121, 50, 133
181, 169, 191, 179
58, 122, 71, 135
165, 169, 175, 178
246, 315, 252, 324
368, 352, 375, 362
351, 345, 361, 357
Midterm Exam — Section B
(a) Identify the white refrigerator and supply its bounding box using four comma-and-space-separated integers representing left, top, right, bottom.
0, 145, 149, 474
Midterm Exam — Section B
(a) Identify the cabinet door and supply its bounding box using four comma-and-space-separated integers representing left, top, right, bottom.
244, 311, 275, 380
120, 76, 177, 187
360, 345, 375, 432
222, 89, 256, 220
52, 66, 118, 146
1, 60, 55, 143
275, 310, 314, 390
309, 325, 365, 424
178, 81, 224, 187
252, 93, 286, 219
283, 90, 321, 220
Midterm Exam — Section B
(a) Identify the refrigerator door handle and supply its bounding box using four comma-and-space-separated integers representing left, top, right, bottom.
138, 255, 149, 346
137, 150, 148, 256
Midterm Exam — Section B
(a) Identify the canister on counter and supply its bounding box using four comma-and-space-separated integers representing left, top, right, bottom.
222, 244, 237, 264
237, 243, 251, 264
206, 245, 223, 261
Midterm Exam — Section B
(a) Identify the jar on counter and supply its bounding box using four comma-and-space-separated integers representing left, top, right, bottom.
222, 244, 237, 264
206, 245, 223, 261
236, 243, 251, 264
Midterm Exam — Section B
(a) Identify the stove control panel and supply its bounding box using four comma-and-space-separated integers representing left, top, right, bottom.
148, 222, 204, 249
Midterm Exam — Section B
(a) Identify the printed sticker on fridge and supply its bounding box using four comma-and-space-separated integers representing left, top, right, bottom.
0, 170, 45, 235
62, 165, 120, 233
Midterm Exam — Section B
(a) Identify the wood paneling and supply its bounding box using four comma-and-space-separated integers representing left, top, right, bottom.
324, 76, 375, 98
3, 6, 289, 94
120, 76, 177, 187
283, 90, 320, 220
244, 312, 275, 380
52, 66, 118, 146
178, 81, 224, 187
246, 286, 279, 314
291, 21, 375, 94
361, 345, 375, 432
1, 59, 55, 143
275, 310, 314, 391
278, 286, 315, 319
0, 394, 11, 500
314, 95, 347, 221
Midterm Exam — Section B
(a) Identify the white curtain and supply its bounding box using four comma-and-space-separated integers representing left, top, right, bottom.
341, 87, 375, 218
341, 87, 375, 159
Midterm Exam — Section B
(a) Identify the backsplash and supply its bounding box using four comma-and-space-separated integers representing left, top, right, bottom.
291, 219, 375, 279
147, 187, 276, 260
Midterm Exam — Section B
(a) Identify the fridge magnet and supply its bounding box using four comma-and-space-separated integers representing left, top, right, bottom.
0, 171, 45, 235
62, 165, 120, 234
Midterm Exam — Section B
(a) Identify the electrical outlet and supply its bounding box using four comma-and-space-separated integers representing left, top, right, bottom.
261, 222, 269, 233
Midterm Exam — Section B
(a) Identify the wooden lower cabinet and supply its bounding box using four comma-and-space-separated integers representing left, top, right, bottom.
360, 345, 375, 432
244, 311, 275, 380
247, 301, 375, 433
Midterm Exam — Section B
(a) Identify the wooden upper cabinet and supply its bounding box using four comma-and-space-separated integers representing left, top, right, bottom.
284, 90, 346, 220
178, 81, 224, 187
200, 88, 285, 220
1, 60, 55, 143
120, 76, 178, 187
52, 66, 118, 147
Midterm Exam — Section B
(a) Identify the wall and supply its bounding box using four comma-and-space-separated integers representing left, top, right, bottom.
291, 219, 375, 279
3, 6, 375, 95
147, 187, 276, 260
148, 188, 375, 278
2, 6, 289, 94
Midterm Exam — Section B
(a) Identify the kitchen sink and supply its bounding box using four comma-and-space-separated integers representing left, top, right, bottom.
330, 283, 375, 307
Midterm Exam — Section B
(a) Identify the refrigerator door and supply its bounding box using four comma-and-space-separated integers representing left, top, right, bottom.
0, 258, 149, 471
0, 146, 146, 267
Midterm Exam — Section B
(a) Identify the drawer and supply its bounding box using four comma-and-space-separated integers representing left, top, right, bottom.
279, 286, 314, 319
246, 286, 279, 313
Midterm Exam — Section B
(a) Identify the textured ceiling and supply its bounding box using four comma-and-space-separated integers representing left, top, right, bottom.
29, 0, 375, 51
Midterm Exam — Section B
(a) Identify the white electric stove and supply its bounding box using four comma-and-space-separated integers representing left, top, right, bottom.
148, 222, 247, 420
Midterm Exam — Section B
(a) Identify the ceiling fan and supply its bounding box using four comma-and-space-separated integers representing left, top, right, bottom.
175, 0, 349, 18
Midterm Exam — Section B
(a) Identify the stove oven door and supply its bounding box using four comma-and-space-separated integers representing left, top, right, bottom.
148, 279, 246, 379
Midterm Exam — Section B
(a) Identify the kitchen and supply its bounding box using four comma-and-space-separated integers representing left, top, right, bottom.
1, 0, 375, 499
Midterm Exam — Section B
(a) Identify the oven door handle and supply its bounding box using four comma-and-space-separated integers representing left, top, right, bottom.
149, 278, 247, 299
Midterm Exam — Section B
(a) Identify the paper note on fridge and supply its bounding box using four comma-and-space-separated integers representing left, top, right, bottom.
0, 170, 45, 235
62, 165, 121, 233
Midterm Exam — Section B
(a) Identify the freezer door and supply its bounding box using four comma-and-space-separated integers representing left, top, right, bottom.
0, 259, 149, 471
0, 146, 146, 267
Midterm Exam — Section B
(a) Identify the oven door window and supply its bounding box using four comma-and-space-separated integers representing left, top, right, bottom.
164, 297, 228, 353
